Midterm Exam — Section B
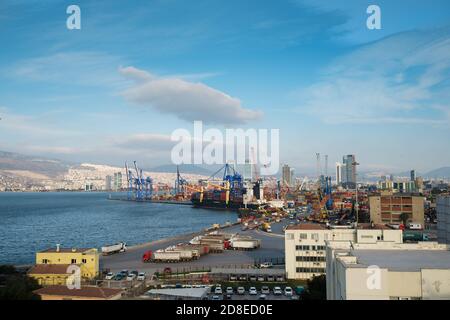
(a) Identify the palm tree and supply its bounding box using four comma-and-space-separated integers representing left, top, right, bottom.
399, 212, 410, 227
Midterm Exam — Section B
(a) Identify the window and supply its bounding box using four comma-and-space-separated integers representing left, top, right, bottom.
311, 233, 319, 240
71, 259, 77, 264
286, 233, 294, 240
82, 259, 87, 264
299, 233, 307, 240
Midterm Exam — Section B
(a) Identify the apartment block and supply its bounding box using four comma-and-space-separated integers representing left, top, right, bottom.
369, 193, 424, 226
437, 195, 450, 244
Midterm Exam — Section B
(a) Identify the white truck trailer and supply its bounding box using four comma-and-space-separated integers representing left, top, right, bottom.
101, 242, 127, 256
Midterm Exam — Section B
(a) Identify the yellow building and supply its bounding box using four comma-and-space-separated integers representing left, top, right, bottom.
28, 246, 100, 286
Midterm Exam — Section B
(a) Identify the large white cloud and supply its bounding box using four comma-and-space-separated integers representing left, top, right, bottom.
119, 66, 263, 125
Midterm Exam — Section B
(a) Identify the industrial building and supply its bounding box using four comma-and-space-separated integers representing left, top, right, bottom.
284, 223, 403, 280
326, 241, 450, 300
437, 195, 450, 244
28, 246, 100, 286
369, 193, 424, 226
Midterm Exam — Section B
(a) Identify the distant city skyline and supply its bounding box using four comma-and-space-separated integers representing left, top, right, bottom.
1, 0, 450, 173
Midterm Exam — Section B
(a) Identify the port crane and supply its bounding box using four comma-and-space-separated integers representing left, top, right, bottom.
125, 161, 153, 201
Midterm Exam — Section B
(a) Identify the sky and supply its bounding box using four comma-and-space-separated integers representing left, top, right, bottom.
0, 0, 449, 175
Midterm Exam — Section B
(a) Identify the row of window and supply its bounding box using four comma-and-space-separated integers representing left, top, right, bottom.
296, 256, 326, 262
42, 258, 87, 264
296, 267, 326, 273
299, 233, 320, 240
295, 245, 326, 251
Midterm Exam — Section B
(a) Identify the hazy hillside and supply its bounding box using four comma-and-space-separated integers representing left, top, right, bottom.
0, 150, 70, 178
424, 167, 450, 179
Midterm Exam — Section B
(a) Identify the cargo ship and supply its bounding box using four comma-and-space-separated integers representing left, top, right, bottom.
191, 181, 263, 211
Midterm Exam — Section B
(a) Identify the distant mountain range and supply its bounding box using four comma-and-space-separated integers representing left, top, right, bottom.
394, 167, 450, 179
0, 150, 449, 180
0, 150, 71, 178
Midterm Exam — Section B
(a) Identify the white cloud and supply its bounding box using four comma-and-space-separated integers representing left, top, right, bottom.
296, 28, 450, 125
119, 66, 263, 125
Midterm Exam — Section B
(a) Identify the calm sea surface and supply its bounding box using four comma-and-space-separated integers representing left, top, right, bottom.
0, 192, 236, 265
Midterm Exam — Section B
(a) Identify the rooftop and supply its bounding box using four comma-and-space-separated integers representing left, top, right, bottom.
28, 264, 73, 275
340, 249, 450, 272
38, 248, 94, 253
286, 223, 391, 231
33, 286, 123, 299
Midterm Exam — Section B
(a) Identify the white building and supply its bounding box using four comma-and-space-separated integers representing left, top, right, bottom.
284, 223, 403, 280
335, 162, 342, 185
326, 241, 450, 300
437, 196, 450, 244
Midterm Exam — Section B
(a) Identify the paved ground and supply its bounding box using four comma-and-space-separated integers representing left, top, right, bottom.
101, 218, 292, 275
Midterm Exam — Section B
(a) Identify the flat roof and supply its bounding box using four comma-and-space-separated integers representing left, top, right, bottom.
148, 288, 208, 299
286, 223, 327, 231
343, 249, 450, 271
286, 223, 391, 231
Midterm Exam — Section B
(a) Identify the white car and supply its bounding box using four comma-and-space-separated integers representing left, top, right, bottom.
137, 272, 146, 281
226, 287, 234, 295
261, 286, 270, 294
126, 274, 136, 281
249, 287, 258, 295
284, 287, 293, 296
273, 287, 282, 295
105, 272, 114, 280
237, 287, 245, 295
214, 287, 223, 294
259, 262, 273, 269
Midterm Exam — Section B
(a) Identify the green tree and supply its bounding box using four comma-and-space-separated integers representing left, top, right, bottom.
0, 265, 41, 300
301, 274, 326, 300
399, 212, 410, 226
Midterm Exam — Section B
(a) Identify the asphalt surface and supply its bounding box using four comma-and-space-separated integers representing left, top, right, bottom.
101, 218, 291, 275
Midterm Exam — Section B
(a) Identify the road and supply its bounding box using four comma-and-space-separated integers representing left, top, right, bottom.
101, 218, 291, 274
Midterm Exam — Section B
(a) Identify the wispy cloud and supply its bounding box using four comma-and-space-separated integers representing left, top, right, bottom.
295, 27, 450, 126
119, 66, 263, 125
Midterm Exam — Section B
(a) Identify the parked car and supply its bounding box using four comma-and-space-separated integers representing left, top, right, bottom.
276, 276, 284, 282
126, 273, 136, 281
284, 287, 293, 296
113, 273, 124, 281
237, 287, 245, 295
267, 276, 275, 282
259, 262, 273, 269
120, 270, 129, 277
214, 287, 223, 295
249, 287, 258, 295
261, 286, 270, 294
259, 294, 267, 300
249, 275, 257, 281
230, 275, 237, 281
273, 287, 282, 295
226, 287, 234, 295
238, 275, 247, 281
257, 276, 265, 282
295, 286, 305, 295
130, 270, 139, 277
211, 295, 220, 300
137, 272, 146, 281
105, 272, 114, 280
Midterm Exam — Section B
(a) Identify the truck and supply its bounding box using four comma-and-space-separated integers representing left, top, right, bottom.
101, 242, 127, 256
403, 231, 429, 242
142, 246, 202, 263
230, 238, 261, 250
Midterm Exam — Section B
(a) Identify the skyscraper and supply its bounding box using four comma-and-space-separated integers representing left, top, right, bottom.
410, 170, 416, 181
282, 164, 292, 187
105, 175, 112, 191
335, 162, 342, 185
342, 155, 357, 189
113, 172, 122, 191
242, 159, 253, 181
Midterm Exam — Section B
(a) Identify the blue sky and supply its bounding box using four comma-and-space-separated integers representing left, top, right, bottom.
0, 0, 449, 174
